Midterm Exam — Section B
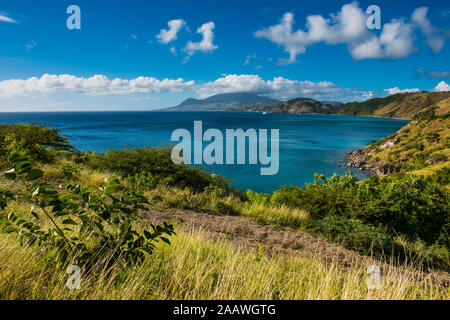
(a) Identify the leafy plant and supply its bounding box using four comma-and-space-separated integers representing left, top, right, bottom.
2, 151, 175, 266
0, 123, 72, 163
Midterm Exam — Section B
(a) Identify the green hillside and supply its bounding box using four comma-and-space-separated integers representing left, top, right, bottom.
346, 98, 450, 179
338, 91, 450, 119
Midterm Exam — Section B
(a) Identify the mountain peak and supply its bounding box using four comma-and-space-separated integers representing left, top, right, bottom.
163, 92, 279, 111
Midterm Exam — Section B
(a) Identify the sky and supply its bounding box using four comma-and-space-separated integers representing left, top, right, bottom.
0, 0, 449, 111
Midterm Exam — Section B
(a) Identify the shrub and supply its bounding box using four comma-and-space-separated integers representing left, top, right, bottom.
86, 147, 232, 193
267, 172, 449, 247
2, 151, 175, 267
0, 123, 72, 163
312, 216, 397, 257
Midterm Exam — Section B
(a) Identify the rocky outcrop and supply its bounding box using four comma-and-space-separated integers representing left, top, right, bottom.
345, 149, 401, 176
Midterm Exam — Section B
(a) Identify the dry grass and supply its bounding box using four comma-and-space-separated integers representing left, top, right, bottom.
0, 226, 448, 300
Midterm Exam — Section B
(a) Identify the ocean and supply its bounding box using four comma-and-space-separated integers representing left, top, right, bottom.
0, 111, 408, 193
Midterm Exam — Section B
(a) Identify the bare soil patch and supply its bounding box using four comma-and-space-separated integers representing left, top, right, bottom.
142, 208, 450, 286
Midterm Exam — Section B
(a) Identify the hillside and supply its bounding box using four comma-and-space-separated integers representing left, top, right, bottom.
338, 91, 450, 119
346, 98, 450, 177
163, 92, 279, 111
0, 123, 449, 300
231, 98, 342, 114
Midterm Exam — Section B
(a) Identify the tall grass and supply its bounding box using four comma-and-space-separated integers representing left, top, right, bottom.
0, 228, 448, 300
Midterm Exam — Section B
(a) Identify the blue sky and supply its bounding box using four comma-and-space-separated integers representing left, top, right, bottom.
0, 0, 449, 111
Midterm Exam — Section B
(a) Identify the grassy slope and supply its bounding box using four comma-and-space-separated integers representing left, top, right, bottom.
356, 100, 449, 177
1, 227, 448, 300
338, 92, 450, 119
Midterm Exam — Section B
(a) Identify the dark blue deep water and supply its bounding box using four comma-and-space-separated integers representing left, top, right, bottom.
0, 111, 408, 193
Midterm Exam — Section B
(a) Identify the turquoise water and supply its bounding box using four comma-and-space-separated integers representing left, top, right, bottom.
0, 111, 408, 193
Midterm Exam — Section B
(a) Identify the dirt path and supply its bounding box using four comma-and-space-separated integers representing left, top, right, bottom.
142, 208, 450, 286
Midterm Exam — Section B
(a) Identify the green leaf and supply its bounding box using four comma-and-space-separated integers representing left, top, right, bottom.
143, 230, 152, 240
62, 219, 78, 226
30, 207, 39, 220
4, 226, 17, 234
25, 169, 43, 181
160, 237, 171, 245
8, 151, 27, 163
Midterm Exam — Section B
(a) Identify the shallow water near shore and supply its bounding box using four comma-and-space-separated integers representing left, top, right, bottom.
0, 111, 408, 193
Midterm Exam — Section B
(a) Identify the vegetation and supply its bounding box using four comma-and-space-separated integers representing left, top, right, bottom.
354, 104, 449, 175
0, 123, 449, 300
2, 150, 175, 269
337, 92, 450, 119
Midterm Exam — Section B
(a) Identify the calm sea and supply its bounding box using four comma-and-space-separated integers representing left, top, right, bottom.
0, 111, 408, 193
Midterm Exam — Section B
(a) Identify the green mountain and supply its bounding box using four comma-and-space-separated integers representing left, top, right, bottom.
231, 98, 342, 114
338, 91, 450, 120
163, 92, 279, 111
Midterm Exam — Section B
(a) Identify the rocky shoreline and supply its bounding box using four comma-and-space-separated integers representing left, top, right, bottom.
344, 149, 401, 177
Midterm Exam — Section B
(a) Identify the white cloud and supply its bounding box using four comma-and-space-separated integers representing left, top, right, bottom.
351, 19, 416, 60
255, 2, 446, 63
0, 74, 195, 98
0, 13, 16, 23
385, 87, 420, 95
0, 73, 376, 102
412, 7, 447, 53
184, 22, 218, 56
156, 19, 186, 44
131, 34, 138, 40
195, 74, 372, 101
434, 81, 450, 92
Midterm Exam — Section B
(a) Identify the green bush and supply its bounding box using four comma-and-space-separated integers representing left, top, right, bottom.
312, 216, 398, 257
86, 147, 232, 193
267, 172, 449, 247
0, 123, 72, 163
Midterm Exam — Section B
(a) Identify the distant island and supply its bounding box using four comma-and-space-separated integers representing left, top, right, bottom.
161, 92, 279, 111
163, 91, 450, 121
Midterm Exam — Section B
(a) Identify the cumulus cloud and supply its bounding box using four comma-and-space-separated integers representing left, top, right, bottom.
0, 74, 195, 98
434, 81, 450, 92
195, 74, 372, 101
0, 13, 16, 23
156, 19, 186, 44
351, 19, 416, 60
412, 7, 447, 53
255, 2, 446, 63
385, 87, 420, 95
184, 22, 218, 56
0, 73, 376, 102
